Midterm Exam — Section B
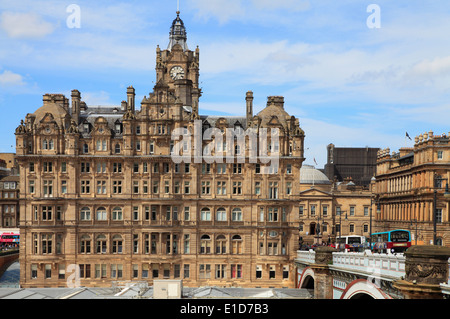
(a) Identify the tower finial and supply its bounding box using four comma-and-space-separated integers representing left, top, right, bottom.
177, 0, 180, 14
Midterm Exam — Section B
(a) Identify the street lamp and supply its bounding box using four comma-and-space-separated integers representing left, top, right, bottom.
337, 209, 347, 251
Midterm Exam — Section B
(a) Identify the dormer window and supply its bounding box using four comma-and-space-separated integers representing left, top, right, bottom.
83, 123, 90, 133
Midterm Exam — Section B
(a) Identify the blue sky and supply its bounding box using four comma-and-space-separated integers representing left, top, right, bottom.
1, 1, 450, 167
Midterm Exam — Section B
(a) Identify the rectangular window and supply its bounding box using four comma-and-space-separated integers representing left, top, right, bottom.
255, 181, 261, 195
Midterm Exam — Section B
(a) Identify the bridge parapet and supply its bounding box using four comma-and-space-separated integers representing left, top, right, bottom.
331, 251, 406, 280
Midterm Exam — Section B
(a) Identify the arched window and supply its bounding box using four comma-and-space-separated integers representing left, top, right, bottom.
200, 234, 211, 254
216, 207, 226, 221
112, 207, 122, 220
232, 208, 242, 221
80, 235, 91, 253
96, 207, 107, 221
80, 207, 91, 221
43, 139, 48, 150
232, 235, 242, 254
49, 139, 54, 150
115, 143, 121, 154
216, 235, 226, 254
96, 234, 107, 254
200, 208, 211, 221
83, 143, 89, 154
112, 235, 123, 253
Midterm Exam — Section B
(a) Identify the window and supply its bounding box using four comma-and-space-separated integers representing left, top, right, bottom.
217, 163, 226, 174
80, 235, 91, 253
268, 207, 278, 222
233, 163, 242, 174
81, 180, 90, 194
113, 162, 122, 173
232, 208, 242, 221
43, 180, 53, 197
231, 264, 242, 279
96, 180, 106, 194
43, 161, 53, 172
61, 180, 67, 194
200, 235, 211, 254
96, 207, 107, 221
29, 180, 35, 194
113, 180, 122, 194
96, 235, 107, 254
232, 181, 242, 195
216, 207, 226, 221
322, 206, 328, 217
286, 182, 292, 195
200, 208, 211, 221
81, 162, 90, 173
83, 143, 89, 154
216, 181, 226, 195
269, 182, 278, 199
96, 162, 106, 173
61, 162, 67, 173
184, 181, 190, 194
364, 206, 369, 216
201, 181, 211, 195
42, 234, 52, 254
202, 163, 211, 174
436, 208, 443, 223
184, 207, 190, 221
310, 205, 316, 217
199, 264, 211, 279
80, 207, 90, 221
232, 235, 242, 254
115, 143, 121, 154
112, 207, 123, 221
350, 206, 355, 216
286, 164, 292, 174
184, 234, 190, 254
437, 150, 443, 160
112, 235, 123, 254
349, 224, 355, 233
215, 264, 227, 279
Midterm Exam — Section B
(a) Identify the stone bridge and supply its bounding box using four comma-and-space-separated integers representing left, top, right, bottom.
0, 250, 19, 280
294, 245, 450, 299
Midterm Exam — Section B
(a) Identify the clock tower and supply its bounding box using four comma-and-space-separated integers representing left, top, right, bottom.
154, 11, 201, 116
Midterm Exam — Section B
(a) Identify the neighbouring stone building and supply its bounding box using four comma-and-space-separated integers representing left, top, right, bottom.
374, 131, 450, 246
15, 12, 306, 288
298, 165, 372, 245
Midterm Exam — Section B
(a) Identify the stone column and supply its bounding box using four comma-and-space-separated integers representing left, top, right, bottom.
394, 245, 450, 299
311, 246, 336, 299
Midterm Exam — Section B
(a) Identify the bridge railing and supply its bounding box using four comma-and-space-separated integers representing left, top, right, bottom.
331, 251, 406, 280
296, 250, 315, 264
296, 249, 450, 284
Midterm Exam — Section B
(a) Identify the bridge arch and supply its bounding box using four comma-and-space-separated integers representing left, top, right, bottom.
340, 279, 392, 299
298, 267, 315, 289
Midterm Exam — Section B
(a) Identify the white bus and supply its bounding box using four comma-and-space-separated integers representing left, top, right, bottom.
335, 235, 366, 251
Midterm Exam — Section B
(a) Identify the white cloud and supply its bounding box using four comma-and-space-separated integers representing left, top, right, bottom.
0, 12, 56, 39
0, 70, 25, 86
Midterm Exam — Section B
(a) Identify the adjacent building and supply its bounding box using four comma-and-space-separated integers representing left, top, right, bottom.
324, 144, 379, 187
374, 131, 450, 246
298, 165, 372, 245
15, 12, 306, 288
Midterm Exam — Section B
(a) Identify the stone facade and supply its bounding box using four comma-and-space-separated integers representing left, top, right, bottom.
15, 12, 305, 288
374, 131, 450, 246
298, 165, 373, 245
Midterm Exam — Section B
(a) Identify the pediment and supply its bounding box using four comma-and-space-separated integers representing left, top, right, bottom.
299, 187, 332, 197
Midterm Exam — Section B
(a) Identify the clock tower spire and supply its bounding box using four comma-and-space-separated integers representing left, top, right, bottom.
149, 11, 201, 118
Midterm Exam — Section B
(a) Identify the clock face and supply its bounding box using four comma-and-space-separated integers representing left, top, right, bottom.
170, 66, 185, 80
